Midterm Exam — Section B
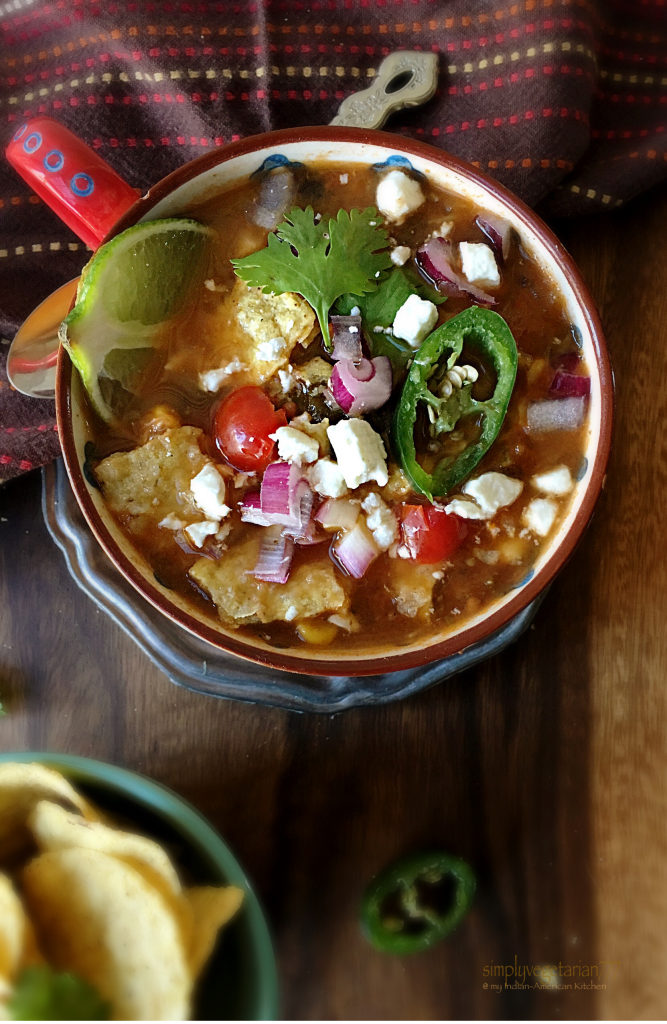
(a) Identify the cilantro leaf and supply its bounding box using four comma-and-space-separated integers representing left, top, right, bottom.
337, 269, 416, 329
337, 267, 449, 369
337, 268, 447, 334
367, 329, 413, 369
402, 262, 449, 306
231, 206, 393, 349
9, 967, 109, 1021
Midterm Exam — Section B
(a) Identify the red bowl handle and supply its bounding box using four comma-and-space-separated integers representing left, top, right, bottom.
5, 117, 138, 250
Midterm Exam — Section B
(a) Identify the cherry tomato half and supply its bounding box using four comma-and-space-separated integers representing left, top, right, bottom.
399, 504, 467, 564
214, 385, 287, 472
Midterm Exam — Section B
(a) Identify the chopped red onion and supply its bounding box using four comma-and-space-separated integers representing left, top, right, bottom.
330, 356, 393, 416
287, 486, 315, 541
253, 525, 295, 583
330, 314, 363, 362
240, 491, 273, 526
316, 498, 360, 531
259, 460, 314, 538
526, 397, 586, 434
556, 352, 581, 373
476, 214, 512, 262
294, 519, 327, 545
260, 461, 299, 518
549, 371, 591, 398
415, 237, 496, 304
334, 521, 379, 579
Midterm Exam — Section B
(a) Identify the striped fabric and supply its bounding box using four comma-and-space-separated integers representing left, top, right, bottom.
0, 0, 663, 481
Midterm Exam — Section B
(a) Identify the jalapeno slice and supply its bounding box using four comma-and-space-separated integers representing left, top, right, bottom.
360, 851, 476, 955
393, 307, 518, 501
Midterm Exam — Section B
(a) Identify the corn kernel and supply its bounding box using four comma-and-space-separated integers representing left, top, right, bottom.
527, 357, 547, 385
296, 619, 339, 645
498, 537, 528, 564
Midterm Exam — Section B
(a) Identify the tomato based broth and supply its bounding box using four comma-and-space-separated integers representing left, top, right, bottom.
86, 160, 589, 655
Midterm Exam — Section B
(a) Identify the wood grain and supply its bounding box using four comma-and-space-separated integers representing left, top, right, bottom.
1, 188, 665, 1019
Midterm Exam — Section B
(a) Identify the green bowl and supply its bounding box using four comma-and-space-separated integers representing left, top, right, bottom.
0, 751, 279, 1021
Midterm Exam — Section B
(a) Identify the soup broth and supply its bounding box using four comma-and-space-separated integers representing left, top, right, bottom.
86, 159, 590, 655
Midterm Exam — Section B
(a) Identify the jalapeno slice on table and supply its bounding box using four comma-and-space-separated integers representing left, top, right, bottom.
360, 851, 476, 955
393, 307, 518, 501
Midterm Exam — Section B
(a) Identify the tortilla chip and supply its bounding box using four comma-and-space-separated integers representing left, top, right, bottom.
28, 801, 194, 954
185, 885, 244, 979
22, 848, 191, 1021
94, 425, 208, 527
0, 763, 98, 863
190, 535, 348, 625
29, 801, 181, 896
0, 874, 25, 982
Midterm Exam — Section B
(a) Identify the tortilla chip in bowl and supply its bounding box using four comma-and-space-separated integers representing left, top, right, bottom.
0, 753, 277, 1021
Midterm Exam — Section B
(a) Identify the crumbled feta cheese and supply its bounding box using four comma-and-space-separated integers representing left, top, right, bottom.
277, 367, 295, 392
390, 245, 411, 266
159, 513, 185, 530
432, 570, 444, 580
463, 473, 523, 515
446, 474, 523, 521
289, 411, 330, 450
270, 425, 319, 466
392, 294, 439, 349
256, 336, 288, 361
216, 521, 232, 543
361, 492, 398, 551
459, 242, 500, 286
532, 465, 573, 496
350, 305, 361, 316
376, 170, 425, 223
522, 497, 558, 537
285, 605, 298, 621
328, 612, 361, 632
199, 358, 247, 392
327, 419, 389, 489
190, 463, 231, 520
204, 279, 216, 291
308, 458, 348, 498
445, 498, 489, 520
233, 472, 256, 489
475, 549, 500, 565
436, 220, 453, 238
185, 520, 220, 547
339, 173, 348, 184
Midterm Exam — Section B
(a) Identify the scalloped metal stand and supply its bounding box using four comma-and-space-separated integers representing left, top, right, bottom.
41, 460, 543, 713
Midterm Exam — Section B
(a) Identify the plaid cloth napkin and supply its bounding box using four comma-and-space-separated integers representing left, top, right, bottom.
0, 0, 663, 483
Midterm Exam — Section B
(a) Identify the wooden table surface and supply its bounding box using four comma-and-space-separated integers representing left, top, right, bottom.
1, 186, 665, 1021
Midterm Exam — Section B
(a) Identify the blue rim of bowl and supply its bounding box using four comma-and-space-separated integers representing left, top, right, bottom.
0, 751, 279, 1021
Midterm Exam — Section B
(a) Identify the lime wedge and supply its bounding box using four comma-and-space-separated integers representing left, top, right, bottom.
59, 218, 213, 423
